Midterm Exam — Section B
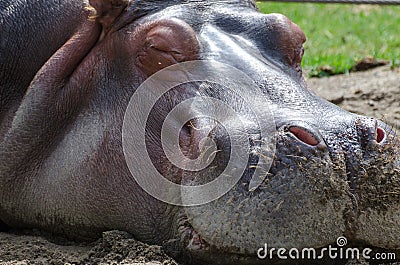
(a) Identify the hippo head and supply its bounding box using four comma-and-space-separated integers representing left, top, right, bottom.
107, 1, 400, 263
1, 0, 399, 264
114, 1, 400, 256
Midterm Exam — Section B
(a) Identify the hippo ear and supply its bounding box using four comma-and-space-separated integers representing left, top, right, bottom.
88, 0, 128, 30
266, 14, 306, 70
137, 19, 200, 76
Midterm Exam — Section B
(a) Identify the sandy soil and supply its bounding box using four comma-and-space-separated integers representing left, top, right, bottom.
0, 230, 178, 265
0, 66, 399, 265
307, 65, 400, 130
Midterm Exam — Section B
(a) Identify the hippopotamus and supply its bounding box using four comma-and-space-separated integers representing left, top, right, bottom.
1, 0, 399, 264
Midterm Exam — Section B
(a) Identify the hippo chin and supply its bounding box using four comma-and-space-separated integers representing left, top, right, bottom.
0, 0, 399, 264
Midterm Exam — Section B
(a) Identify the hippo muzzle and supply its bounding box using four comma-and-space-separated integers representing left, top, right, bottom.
0, 0, 399, 264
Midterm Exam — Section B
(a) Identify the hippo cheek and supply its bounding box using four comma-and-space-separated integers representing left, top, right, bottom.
135, 18, 200, 76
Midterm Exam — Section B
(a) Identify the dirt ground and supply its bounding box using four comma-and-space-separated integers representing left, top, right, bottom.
307, 65, 400, 130
0, 66, 399, 265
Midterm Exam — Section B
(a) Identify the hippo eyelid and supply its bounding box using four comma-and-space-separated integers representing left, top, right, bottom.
147, 43, 169, 53
151, 46, 182, 59
170, 50, 182, 55
147, 41, 180, 54
150, 45, 164, 52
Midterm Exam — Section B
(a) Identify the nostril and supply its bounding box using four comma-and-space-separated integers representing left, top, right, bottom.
376, 127, 386, 143
289, 126, 319, 146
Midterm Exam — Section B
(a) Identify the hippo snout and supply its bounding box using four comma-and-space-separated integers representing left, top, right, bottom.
273, 115, 400, 248
182, 93, 400, 259
275, 113, 399, 243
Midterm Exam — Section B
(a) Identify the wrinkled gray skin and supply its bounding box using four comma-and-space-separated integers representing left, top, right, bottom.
0, 0, 399, 264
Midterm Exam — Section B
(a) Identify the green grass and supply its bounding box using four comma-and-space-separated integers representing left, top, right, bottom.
256, 2, 400, 76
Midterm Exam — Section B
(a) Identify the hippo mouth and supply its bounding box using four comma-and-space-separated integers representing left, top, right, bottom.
179, 219, 210, 251
177, 218, 400, 265
176, 219, 267, 265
